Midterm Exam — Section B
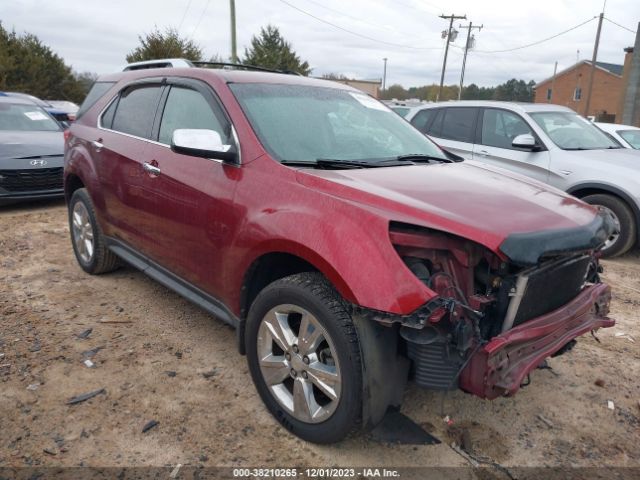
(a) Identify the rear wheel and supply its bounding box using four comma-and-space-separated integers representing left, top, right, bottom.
68, 188, 119, 274
245, 272, 362, 443
582, 194, 636, 257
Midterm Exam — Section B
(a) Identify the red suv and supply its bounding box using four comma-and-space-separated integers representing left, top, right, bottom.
64, 66, 615, 443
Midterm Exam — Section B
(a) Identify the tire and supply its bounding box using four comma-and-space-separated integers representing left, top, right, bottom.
245, 272, 363, 443
582, 194, 636, 258
68, 188, 120, 274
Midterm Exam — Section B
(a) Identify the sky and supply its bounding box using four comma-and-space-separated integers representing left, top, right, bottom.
2, 0, 639, 88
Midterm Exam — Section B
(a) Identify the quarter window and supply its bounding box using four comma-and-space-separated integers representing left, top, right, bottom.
111, 85, 163, 139
158, 86, 227, 145
100, 99, 117, 129
481, 109, 534, 149
410, 109, 436, 133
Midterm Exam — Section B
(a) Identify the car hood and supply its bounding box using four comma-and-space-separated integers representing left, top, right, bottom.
561, 148, 640, 163
297, 161, 609, 264
0, 131, 64, 160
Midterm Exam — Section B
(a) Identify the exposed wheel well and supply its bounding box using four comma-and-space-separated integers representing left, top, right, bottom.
240, 252, 319, 319
569, 185, 640, 247
571, 187, 623, 200
65, 174, 85, 202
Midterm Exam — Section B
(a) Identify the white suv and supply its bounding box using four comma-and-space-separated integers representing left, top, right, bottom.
407, 101, 640, 256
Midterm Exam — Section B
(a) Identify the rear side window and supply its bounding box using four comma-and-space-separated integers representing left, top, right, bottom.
111, 85, 162, 139
437, 108, 477, 143
158, 86, 228, 145
76, 81, 115, 119
411, 109, 436, 133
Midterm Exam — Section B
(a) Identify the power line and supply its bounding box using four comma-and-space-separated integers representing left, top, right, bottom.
178, 0, 193, 32
277, 0, 443, 50
387, 0, 440, 17
604, 16, 637, 34
474, 17, 597, 53
302, 0, 421, 40
190, 0, 212, 39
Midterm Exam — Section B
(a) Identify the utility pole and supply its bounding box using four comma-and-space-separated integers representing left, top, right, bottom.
621, 22, 640, 126
584, 12, 604, 117
382, 58, 388, 94
457, 22, 482, 100
230, 0, 238, 63
438, 14, 466, 102
549, 61, 558, 103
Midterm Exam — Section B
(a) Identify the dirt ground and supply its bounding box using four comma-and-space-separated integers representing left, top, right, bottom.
1, 200, 639, 477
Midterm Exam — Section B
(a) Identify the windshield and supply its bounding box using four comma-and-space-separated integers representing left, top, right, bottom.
529, 111, 619, 150
0, 103, 61, 131
229, 83, 447, 163
618, 130, 640, 149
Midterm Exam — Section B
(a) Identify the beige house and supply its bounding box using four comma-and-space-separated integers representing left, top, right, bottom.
319, 78, 382, 98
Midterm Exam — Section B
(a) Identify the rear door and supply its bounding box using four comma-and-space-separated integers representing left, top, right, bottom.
424, 107, 477, 159
95, 82, 164, 249
472, 108, 551, 183
140, 78, 239, 295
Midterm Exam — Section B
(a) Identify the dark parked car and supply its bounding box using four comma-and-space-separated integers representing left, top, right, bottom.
0, 96, 65, 205
65, 66, 615, 443
0, 92, 72, 127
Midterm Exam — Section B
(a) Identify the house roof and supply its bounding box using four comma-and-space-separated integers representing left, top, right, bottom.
594, 61, 624, 76
535, 60, 623, 87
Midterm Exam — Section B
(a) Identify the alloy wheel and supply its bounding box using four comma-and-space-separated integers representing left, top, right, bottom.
600, 205, 621, 251
257, 304, 342, 424
72, 201, 94, 263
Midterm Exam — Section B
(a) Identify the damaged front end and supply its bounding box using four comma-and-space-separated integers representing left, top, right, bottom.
359, 216, 615, 399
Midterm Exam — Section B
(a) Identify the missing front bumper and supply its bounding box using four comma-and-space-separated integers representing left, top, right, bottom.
459, 282, 613, 399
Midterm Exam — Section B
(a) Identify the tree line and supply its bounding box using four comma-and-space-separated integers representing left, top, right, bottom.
380, 79, 537, 102
0, 20, 536, 105
126, 25, 311, 76
0, 22, 96, 104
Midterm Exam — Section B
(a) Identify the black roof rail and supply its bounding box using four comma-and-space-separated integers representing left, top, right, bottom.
190, 62, 302, 76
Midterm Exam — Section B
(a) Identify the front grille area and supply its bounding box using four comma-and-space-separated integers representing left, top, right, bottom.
512, 255, 592, 327
0, 168, 63, 193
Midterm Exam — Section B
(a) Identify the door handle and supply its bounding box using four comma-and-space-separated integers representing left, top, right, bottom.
143, 162, 161, 176
91, 140, 103, 152
477, 150, 489, 157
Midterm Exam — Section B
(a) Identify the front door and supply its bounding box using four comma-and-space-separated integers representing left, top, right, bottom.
472, 108, 551, 184
140, 80, 240, 296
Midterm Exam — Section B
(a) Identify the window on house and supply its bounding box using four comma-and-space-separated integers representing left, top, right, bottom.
573, 87, 582, 101
546, 89, 552, 100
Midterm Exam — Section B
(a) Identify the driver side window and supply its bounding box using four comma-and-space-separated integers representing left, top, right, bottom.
481, 109, 533, 149
158, 86, 227, 146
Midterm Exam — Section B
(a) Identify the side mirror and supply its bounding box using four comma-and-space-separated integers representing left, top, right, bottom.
512, 134, 539, 151
171, 129, 238, 163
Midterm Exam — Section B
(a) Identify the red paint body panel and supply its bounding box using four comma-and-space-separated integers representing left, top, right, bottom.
65, 69, 604, 317
459, 283, 613, 399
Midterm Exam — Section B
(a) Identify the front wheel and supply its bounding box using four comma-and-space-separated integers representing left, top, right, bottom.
245, 272, 363, 443
582, 193, 637, 257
